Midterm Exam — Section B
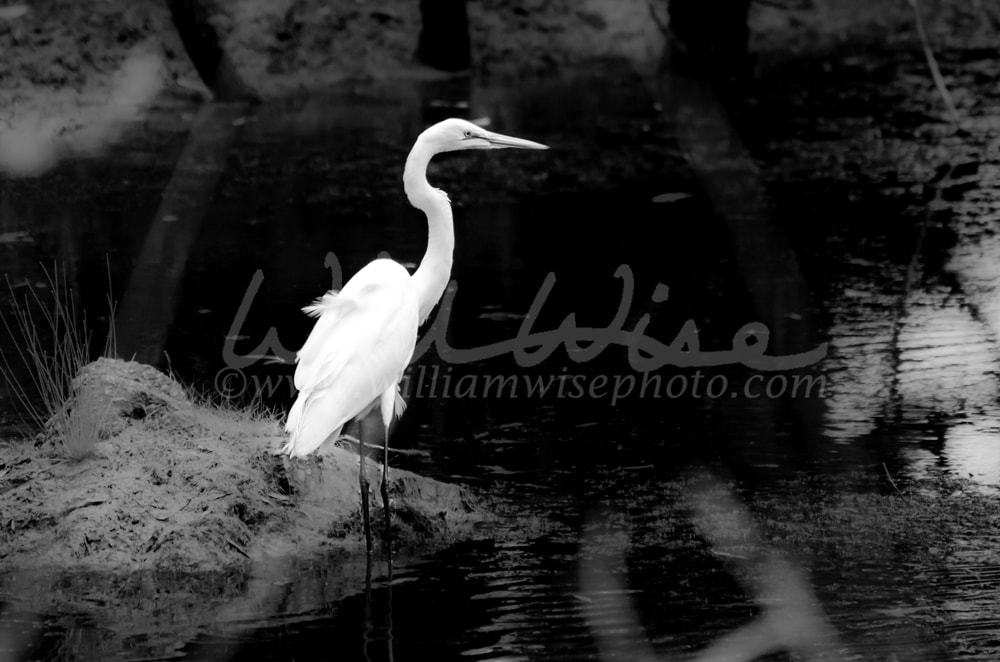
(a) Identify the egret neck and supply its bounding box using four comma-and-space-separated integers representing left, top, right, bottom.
403, 145, 455, 324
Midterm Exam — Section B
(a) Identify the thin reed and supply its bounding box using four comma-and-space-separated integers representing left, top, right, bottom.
0, 266, 111, 459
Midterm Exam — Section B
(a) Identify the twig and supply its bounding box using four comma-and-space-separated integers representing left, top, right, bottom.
335, 435, 428, 455
882, 462, 903, 496
647, 0, 668, 38
58, 499, 106, 518
907, 0, 959, 122
225, 537, 252, 560
884, 165, 947, 422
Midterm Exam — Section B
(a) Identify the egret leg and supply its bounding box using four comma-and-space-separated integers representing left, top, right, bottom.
381, 423, 392, 555
362, 552, 373, 660
386, 549, 395, 662
358, 430, 373, 555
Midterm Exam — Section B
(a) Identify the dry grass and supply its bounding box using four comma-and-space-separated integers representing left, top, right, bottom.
58, 367, 118, 461
0, 265, 116, 460
1, 269, 91, 427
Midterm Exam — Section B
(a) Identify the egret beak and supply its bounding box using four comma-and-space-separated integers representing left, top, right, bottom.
483, 130, 549, 150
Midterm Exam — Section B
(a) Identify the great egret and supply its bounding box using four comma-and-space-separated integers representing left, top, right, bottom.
283, 118, 548, 553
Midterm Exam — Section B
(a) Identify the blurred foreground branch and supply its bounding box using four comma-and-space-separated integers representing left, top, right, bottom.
580, 473, 848, 661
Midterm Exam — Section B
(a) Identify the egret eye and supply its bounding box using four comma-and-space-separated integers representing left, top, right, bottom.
464, 130, 472, 138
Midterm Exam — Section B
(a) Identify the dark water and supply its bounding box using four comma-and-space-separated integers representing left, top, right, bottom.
3, 48, 1000, 660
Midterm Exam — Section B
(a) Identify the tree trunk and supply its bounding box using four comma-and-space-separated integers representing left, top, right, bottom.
166, 0, 257, 100
668, 0, 753, 82
417, 0, 471, 71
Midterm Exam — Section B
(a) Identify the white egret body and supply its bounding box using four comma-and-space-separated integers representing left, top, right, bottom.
283, 259, 417, 457
283, 118, 548, 552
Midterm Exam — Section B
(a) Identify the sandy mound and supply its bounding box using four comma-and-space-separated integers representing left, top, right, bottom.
0, 358, 488, 573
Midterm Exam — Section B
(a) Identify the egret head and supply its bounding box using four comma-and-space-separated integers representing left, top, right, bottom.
418, 118, 549, 154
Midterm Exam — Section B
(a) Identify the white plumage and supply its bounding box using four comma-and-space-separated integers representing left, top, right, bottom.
283, 259, 417, 457
281, 118, 548, 552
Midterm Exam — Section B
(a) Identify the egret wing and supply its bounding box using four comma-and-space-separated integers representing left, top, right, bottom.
284, 260, 418, 457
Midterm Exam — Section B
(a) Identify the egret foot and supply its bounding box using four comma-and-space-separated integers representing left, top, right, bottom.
335, 434, 360, 449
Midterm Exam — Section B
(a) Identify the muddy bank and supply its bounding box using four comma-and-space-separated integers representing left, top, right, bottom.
2, 0, 996, 178
0, 0, 202, 176
3, 0, 995, 131
0, 358, 490, 574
